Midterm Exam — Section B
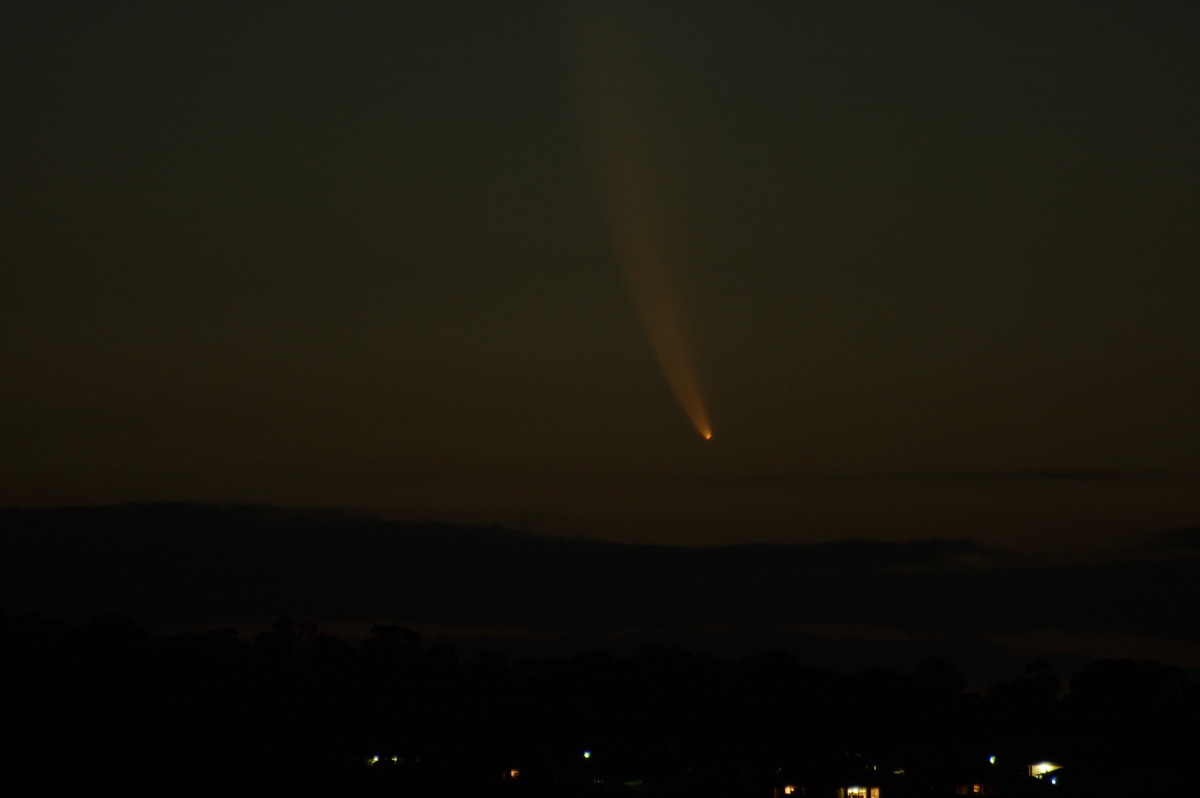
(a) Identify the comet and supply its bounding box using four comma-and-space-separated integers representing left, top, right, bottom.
573, 2, 714, 441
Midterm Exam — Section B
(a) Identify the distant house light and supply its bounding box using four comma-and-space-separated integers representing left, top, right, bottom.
988, 755, 996, 765
583, 750, 592, 759
1029, 762, 1062, 779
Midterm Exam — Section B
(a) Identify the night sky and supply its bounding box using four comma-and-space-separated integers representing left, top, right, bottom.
4, 2, 1200, 668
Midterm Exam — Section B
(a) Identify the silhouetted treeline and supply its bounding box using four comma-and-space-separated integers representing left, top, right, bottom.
3, 609, 1198, 795
5, 504, 1200, 682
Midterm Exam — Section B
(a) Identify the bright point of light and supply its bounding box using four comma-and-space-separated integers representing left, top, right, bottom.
583, 750, 592, 759
703, 430, 712, 440
988, 755, 996, 765
1030, 762, 1062, 778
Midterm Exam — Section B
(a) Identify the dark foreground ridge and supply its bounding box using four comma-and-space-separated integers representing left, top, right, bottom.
3, 609, 1198, 796
4, 502, 1200, 683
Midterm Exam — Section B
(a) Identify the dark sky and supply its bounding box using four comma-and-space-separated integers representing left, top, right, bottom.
4, 1, 1199, 554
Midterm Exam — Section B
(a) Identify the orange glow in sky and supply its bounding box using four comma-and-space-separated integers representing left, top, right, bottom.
575, 1, 713, 441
